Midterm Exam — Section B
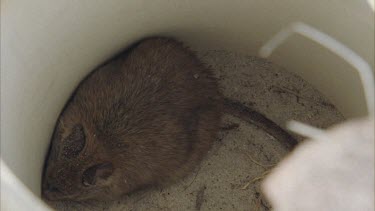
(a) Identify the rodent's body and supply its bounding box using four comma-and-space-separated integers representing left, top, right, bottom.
43, 37, 298, 202
43, 38, 222, 201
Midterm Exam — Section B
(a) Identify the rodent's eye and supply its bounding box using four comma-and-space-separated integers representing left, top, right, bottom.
82, 163, 114, 187
61, 124, 85, 158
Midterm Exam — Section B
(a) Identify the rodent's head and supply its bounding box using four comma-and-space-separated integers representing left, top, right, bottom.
42, 111, 116, 201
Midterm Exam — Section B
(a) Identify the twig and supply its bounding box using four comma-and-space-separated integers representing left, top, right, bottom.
241, 169, 272, 190
184, 166, 201, 190
221, 123, 240, 131
195, 186, 206, 211
245, 154, 275, 168
271, 85, 335, 108
272, 85, 301, 97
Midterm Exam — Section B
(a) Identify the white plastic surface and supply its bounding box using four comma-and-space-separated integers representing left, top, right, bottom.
1, 0, 374, 210
1, 161, 51, 211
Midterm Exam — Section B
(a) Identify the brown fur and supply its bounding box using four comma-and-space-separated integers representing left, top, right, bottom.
42, 37, 222, 201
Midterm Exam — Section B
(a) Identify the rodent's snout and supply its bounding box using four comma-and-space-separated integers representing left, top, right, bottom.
42, 167, 73, 201
42, 180, 64, 201
45, 181, 60, 192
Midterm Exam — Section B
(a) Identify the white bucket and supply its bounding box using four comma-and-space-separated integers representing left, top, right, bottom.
1, 0, 374, 210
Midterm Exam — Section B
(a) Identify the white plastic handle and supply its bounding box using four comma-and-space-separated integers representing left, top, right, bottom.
259, 22, 374, 139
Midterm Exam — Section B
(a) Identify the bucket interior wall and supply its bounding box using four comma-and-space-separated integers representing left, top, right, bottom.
1, 0, 374, 208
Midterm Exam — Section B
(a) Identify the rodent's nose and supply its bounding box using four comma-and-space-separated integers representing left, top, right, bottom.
43, 181, 63, 201
45, 181, 60, 193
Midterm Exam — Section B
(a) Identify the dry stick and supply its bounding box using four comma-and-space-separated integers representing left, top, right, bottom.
241, 155, 276, 190
221, 123, 240, 131
195, 186, 206, 211
256, 194, 271, 211
245, 154, 275, 168
271, 85, 301, 98
255, 197, 261, 211
271, 85, 334, 108
241, 170, 272, 190
253, 192, 264, 211
184, 166, 202, 190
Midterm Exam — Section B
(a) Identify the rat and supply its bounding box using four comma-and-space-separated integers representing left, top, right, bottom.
42, 37, 297, 202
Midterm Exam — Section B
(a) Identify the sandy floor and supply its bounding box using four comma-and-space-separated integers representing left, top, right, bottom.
49, 50, 344, 211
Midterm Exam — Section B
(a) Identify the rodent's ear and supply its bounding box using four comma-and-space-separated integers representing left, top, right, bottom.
82, 162, 114, 187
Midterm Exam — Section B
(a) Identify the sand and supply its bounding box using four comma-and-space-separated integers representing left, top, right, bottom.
49, 50, 344, 211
